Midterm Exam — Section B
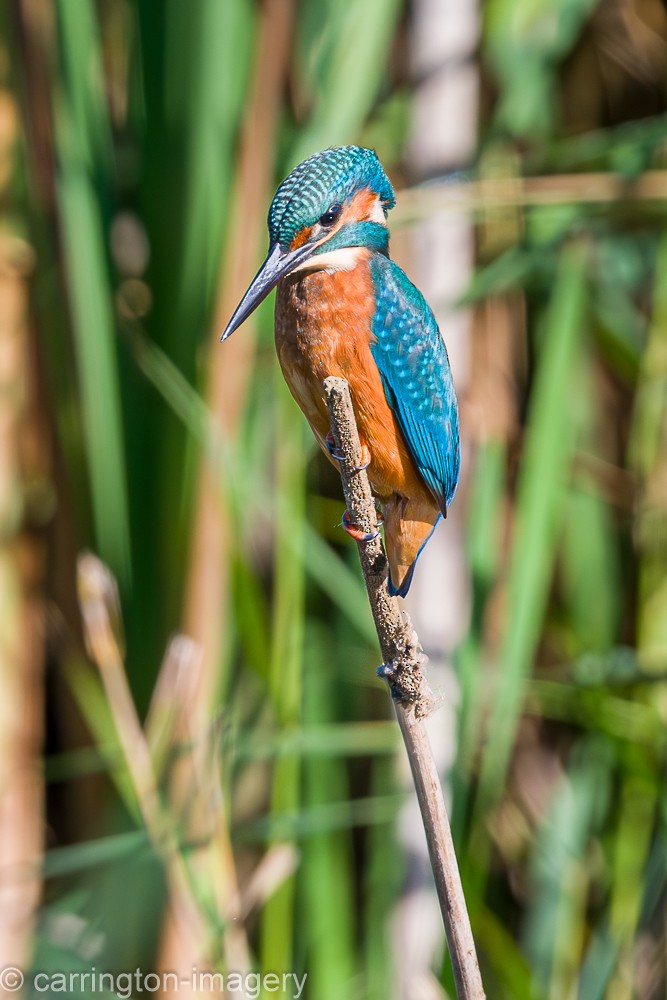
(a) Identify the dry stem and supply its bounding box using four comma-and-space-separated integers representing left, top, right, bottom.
323, 376, 485, 1000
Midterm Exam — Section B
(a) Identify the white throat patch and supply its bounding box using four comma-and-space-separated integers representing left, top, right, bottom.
292, 245, 366, 274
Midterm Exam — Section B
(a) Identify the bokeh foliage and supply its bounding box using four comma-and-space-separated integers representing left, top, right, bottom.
5, 0, 667, 997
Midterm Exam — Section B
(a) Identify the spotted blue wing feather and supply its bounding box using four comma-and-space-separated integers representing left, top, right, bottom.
369, 256, 460, 511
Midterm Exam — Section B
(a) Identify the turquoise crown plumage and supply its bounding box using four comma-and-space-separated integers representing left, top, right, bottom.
268, 146, 396, 247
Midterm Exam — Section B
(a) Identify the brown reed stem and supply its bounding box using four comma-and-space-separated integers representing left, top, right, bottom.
323, 376, 485, 1000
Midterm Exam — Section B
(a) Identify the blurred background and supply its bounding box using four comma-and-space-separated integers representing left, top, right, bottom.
3, 0, 667, 997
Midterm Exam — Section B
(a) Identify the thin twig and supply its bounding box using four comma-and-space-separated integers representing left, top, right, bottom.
323, 376, 485, 1000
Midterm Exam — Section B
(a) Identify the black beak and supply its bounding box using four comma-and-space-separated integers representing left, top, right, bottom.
220, 241, 316, 342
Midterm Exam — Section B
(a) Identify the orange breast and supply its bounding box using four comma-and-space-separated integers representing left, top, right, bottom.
274, 256, 430, 504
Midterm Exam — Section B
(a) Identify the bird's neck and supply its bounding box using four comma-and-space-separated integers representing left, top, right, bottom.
324, 220, 389, 256
291, 222, 389, 278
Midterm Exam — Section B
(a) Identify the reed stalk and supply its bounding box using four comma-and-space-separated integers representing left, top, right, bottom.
323, 376, 485, 1000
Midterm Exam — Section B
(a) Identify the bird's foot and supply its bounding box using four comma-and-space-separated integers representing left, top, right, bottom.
354, 442, 371, 471
342, 508, 381, 543
325, 431, 345, 462
326, 432, 371, 471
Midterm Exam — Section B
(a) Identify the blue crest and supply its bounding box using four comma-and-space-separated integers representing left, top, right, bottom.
268, 146, 396, 246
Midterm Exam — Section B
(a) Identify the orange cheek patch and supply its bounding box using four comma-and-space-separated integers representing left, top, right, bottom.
338, 188, 380, 225
353, 188, 381, 217
290, 225, 313, 250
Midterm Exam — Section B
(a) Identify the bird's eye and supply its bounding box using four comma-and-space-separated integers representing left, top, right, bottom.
318, 204, 341, 228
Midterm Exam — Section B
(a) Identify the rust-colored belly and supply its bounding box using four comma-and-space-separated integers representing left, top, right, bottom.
274, 263, 428, 503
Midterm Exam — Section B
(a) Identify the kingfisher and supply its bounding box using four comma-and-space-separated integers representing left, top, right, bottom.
221, 146, 459, 597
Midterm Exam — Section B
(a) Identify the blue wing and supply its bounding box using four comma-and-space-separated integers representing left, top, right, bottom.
369, 255, 460, 510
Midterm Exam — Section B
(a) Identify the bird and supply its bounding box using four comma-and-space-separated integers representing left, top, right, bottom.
221, 145, 459, 597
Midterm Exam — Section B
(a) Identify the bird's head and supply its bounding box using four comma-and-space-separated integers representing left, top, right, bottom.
221, 146, 395, 341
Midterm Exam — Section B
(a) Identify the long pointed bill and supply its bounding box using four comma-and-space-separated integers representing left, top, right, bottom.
220, 241, 315, 342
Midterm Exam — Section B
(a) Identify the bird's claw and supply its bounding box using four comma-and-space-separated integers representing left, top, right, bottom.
342, 508, 381, 542
326, 432, 371, 472
326, 431, 346, 462
354, 443, 371, 471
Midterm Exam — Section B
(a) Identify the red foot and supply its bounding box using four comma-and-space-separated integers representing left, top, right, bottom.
342, 508, 380, 542
326, 431, 345, 462
355, 443, 371, 471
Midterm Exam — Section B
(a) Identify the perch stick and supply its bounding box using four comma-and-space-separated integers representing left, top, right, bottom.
323, 376, 485, 1000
